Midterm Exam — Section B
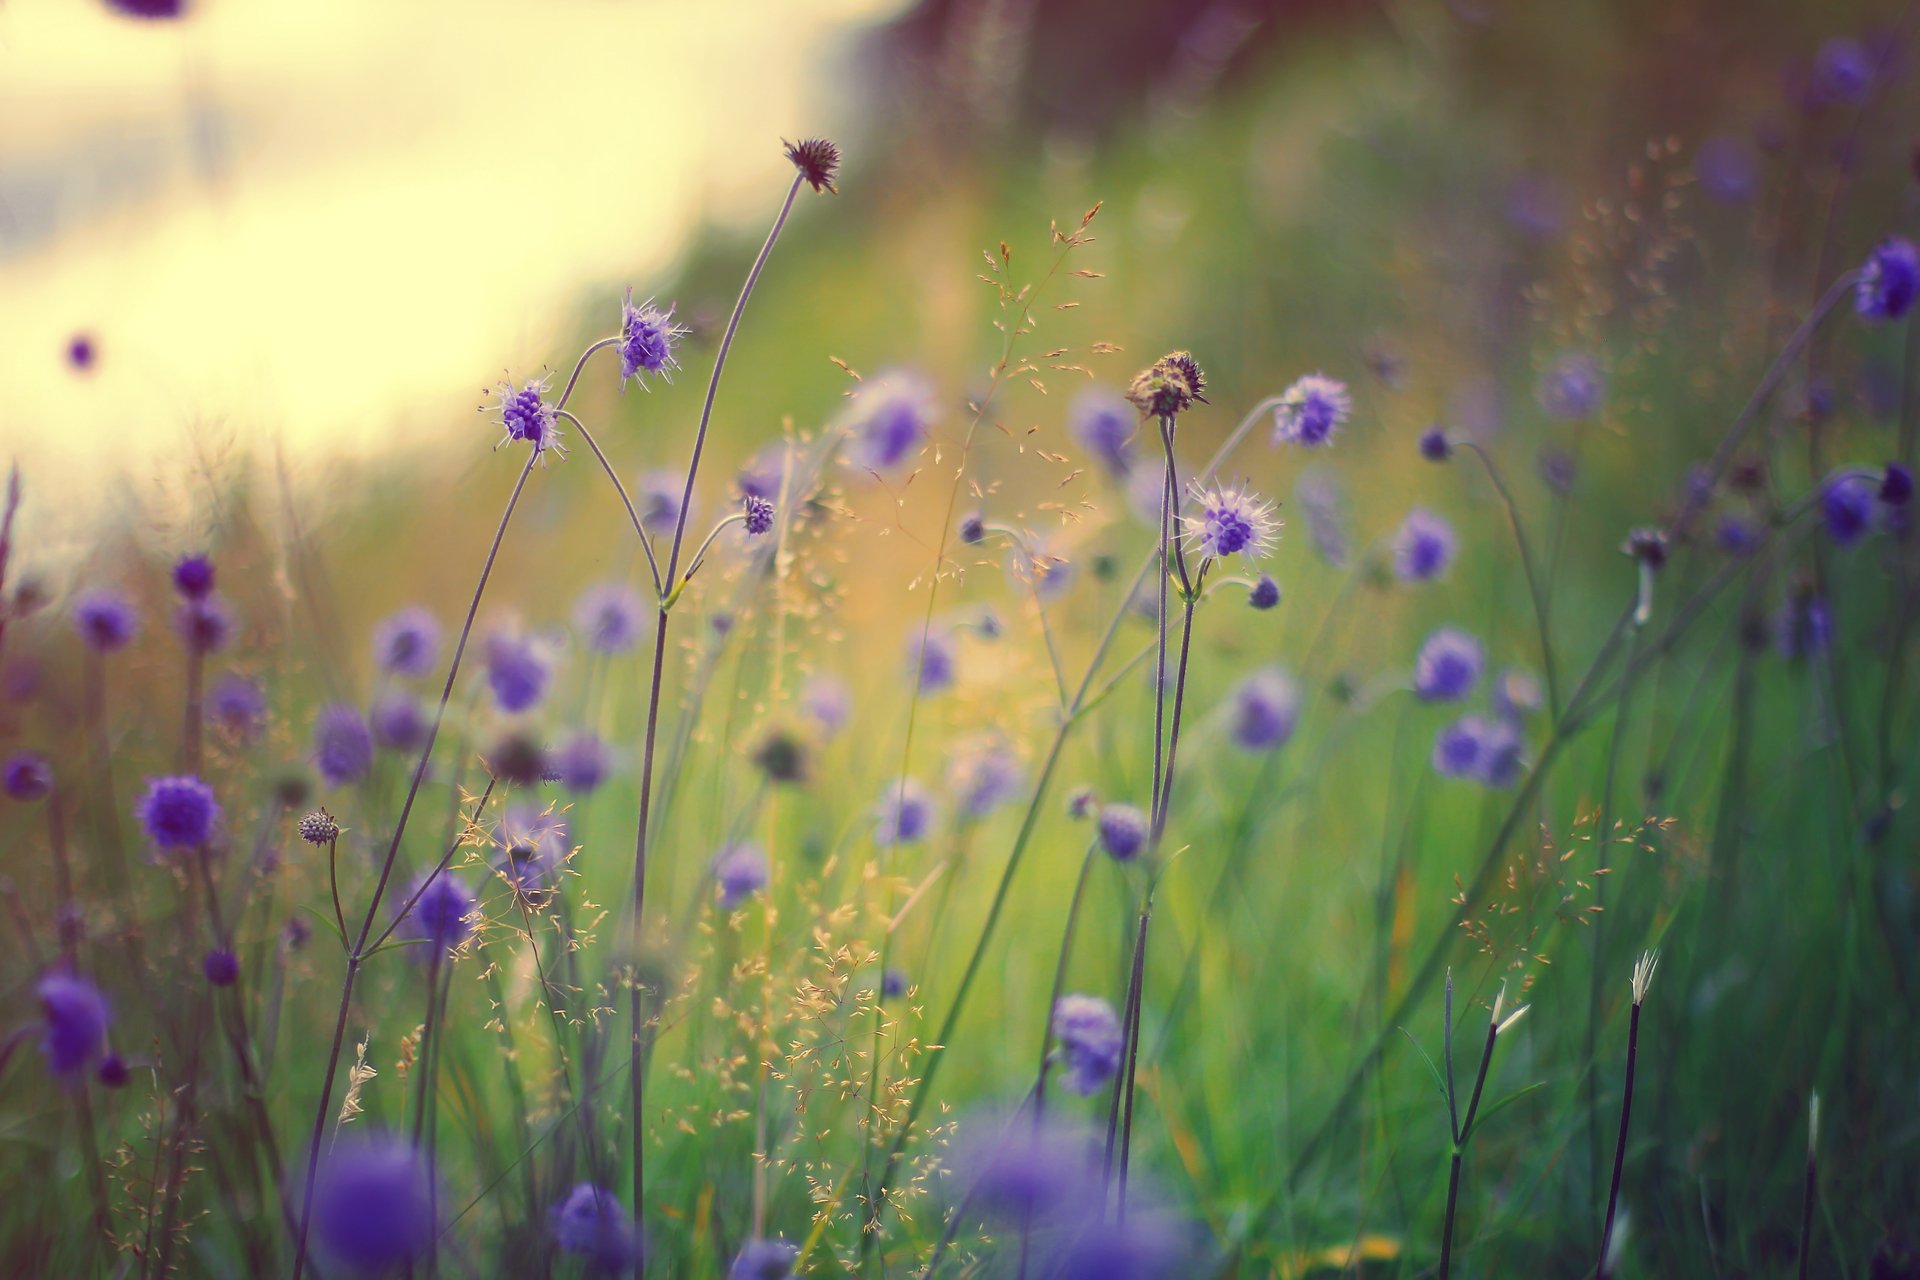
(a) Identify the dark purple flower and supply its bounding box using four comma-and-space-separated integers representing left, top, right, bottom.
875, 780, 935, 845
1813, 36, 1874, 107
1717, 515, 1761, 557
486, 630, 551, 714
1069, 386, 1136, 477
1696, 134, 1761, 204
618, 290, 685, 390
1231, 668, 1300, 751
312, 1136, 436, 1271
494, 807, 569, 906
398, 872, 475, 957
372, 607, 442, 678
202, 949, 239, 987
207, 672, 267, 740
105, 0, 187, 18
1414, 628, 1484, 702
553, 731, 612, 792
851, 371, 933, 472
3, 752, 52, 801
135, 775, 219, 850
1248, 575, 1281, 610
728, 1239, 799, 1280
711, 842, 769, 909
553, 1182, 640, 1270
313, 704, 375, 787
743, 493, 776, 537
97, 1053, 130, 1088
172, 595, 235, 654
1097, 803, 1149, 861
67, 332, 97, 370
949, 741, 1023, 820
1538, 447, 1577, 495
634, 468, 690, 534
1432, 714, 1522, 787
958, 511, 986, 544
881, 968, 909, 1000
783, 135, 842, 193
1538, 353, 1604, 420
1051, 994, 1123, 1094
172, 554, 215, 600
1393, 508, 1457, 582
72, 588, 139, 653
371, 691, 429, 752
1419, 426, 1451, 461
37, 973, 109, 1076
909, 627, 957, 694
1883, 462, 1914, 506
1857, 237, 1919, 321
1823, 475, 1877, 546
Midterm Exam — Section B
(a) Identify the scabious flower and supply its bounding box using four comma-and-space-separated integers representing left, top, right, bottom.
1097, 804, 1149, 861
874, 779, 935, 845
172, 595, 235, 653
552, 1182, 640, 1271
135, 775, 219, 850
312, 1136, 436, 1272
489, 731, 548, 786
729, 1238, 800, 1280
552, 731, 612, 793
72, 588, 139, 653
1414, 628, 1484, 702
711, 842, 769, 909
1857, 237, 1919, 321
298, 809, 340, 845
1248, 575, 1281, 610
1272, 374, 1351, 446
1538, 447, 1577, 495
1717, 516, 1762, 557
489, 374, 565, 458
372, 607, 441, 678
749, 724, 811, 785
3, 751, 52, 801
398, 872, 475, 957
958, 510, 986, 544
37, 973, 109, 1076
743, 493, 776, 537
572, 583, 646, 655
486, 629, 552, 713
949, 740, 1024, 820
957, 1115, 1100, 1225
1127, 351, 1208, 419
1538, 353, 1604, 420
1432, 715, 1524, 787
206, 672, 267, 741
202, 949, 239, 987
800, 673, 851, 738
881, 968, 909, 1000
1419, 425, 1452, 461
1231, 668, 1300, 751
371, 691, 429, 752
1392, 508, 1457, 582
1051, 994, 1123, 1094
1883, 462, 1913, 506
1823, 475, 1877, 546
1070, 385, 1136, 476
1184, 482, 1279, 561
909, 626, 957, 694
172, 554, 215, 600
313, 704, 375, 787
1813, 35, 1874, 106
618, 290, 684, 390
97, 1053, 129, 1088
633, 468, 689, 534
850, 370, 934, 472
1696, 134, 1761, 204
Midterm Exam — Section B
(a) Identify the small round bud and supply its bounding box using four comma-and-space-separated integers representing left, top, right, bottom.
958, 512, 986, 545
1248, 576, 1281, 610
1097, 803, 1149, 861
743, 494, 776, 537
202, 949, 240, 987
298, 809, 340, 845
1418, 426, 1451, 461
1126, 351, 1207, 418
97, 1053, 130, 1089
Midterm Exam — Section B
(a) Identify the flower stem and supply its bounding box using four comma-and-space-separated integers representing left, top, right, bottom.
1597, 1000, 1642, 1279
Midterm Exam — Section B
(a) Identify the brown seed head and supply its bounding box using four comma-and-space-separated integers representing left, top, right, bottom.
783, 137, 841, 194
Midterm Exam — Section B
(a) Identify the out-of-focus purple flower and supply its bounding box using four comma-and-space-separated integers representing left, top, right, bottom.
1538, 447, 1577, 495
1008, 536, 1075, 601
313, 704, 375, 787
1184, 483, 1279, 561
850, 370, 934, 472
552, 732, 612, 793
97, 1053, 129, 1088
949, 740, 1024, 820
1052, 1215, 1183, 1280
711, 842, 769, 909
736, 447, 784, 502
1505, 174, 1568, 240
1717, 515, 1762, 557
489, 374, 565, 458
1432, 714, 1523, 787
1823, 475, 1877, 546
728, 1239, 799, 1280
372, 607, 441, 679
371, 691, 429, 752
634, 468, 690, 534
1857, 237, 1919, 321
1538, 353, 1604, 421
1419, 426, 1452, 461
494, 806, 569, 906
956, 1115, 1100, 1225
398, 872, 475, 958
37, 973, 109, 1076
1813, 36, 1874, 107
800, 673, 851, 738
1272, 374, 1352, 447
1883, 462, 1914, 507
207, 672, 267, 741
202, 949, 239, 987
1097, 803, 1149, 861
1295, 470, 1348, 566
881, 968, 909, 1000
312, 1135, 436, 1272
573, 583, 646, 654
1231, 668, 1300, 751
875, 779, 935, 845
1069, 386, 1136, 477
486, 630, 552, 714
67, 332, 97, 369
618, 290, 685, 390
3, 751, 52, 801
1052, 994, 1123, 1094
135, 775, 219, 850
909, 627, 956, 694
172, 554, 215, 600
1248, 575, 1281, 610
1414, 628, 1484, 702
1777, 592, 1833, 660
73, 588, 140, 653
1392, 508, 1457, 582
172, 595, 235, 654
1492, 668, 1544, 721
1696, 134, 1761, 204
553, 1182, 641, 1271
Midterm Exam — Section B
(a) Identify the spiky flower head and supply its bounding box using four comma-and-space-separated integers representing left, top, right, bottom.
1413, 627, 1484, 702
743, 493, 776, 537
618, 290, 685, 390
1272, 374, 1351, 447
1126, 351, 1207, 418
1051, 994, 1124, 1094
298, 809, 340, 845
487, 374, 565, 459
135, 774, 220, 850
1858, 237, 1919, 321
1630, 949, 1660, 1005
1393, 507, 1457, 582
1184, 481, 1279, 561
783, 136, 841, 193
1623, 527, 1669, 569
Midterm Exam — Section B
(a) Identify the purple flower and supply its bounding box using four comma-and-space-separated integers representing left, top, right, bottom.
634, 468, 690, 534
97, 1053, 129, 1088
881, 968, 909, 999
1696, 134, 1761, 204
1716, 516, 1762, 557
800, 673, 851, 738
312, 1136, 436, 1272
1231, 668, 1300, 751
909, 627, 957, 694
1883, 462, 1914, 507
3, 751, 52, 801
494, 807, 569, 906
1272, 374, 1352, 447
728, 1239, 799, 1280
1823, 475, 1876, 546
135, 775, 219, 850
553, 1182, 640, 1270
72, 588, 139, 653
1069, 386, 1136, 477
298, 810, 340, 845
736, 447, 784, 501
172, 595, 235, 654
957, 1115, 1099, 1225
875, 779, 935, 845
1492, 668, 1544, 721
1813, 36, 1874, 106
553, 731, 612, 792
172, 554, 215, 600
711, 842, 769, 909
573, 583, 646, 654
1392, 508, 1457, 582
1538, 447, 1577, 495
1097, 804, 1149, 861
1248, 575, 1281, 610
743, 493, 776, 537
37, 973, 109, 1076
202, 949, 239, 987
313, 704, 375, 787
486, 630, 551, 714
949, 741, 1024, 820
1538, 353, 1604, 420
1008, 536, 1075, 602
851, 370, 934, 472
1777, 593, 1832, 660
1051, 994, 1123, 1094
1432, 715, 1523, 787
67, 332, 97, 370
1184, 483, 1279, 561
1414, 628, 1484, 702
207, 672, 267, 741
489, 374, 565, 458
371, 691, 429, 752
618, 290, 685, 390
372, 607, 442, 678
1419, 426, 1452, 461
1857, 237, 1919, 321
398, 872, 476, 957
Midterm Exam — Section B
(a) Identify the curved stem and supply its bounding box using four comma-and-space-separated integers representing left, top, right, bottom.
554, 336, 619, 414
1460, 441, 1560, 719
556, 408, 663, 596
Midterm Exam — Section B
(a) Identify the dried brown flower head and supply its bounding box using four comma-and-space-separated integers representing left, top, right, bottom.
1126, 350, 1208, 418
783, 137, 841, 194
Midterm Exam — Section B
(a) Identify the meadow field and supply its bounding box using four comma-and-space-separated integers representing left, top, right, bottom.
3, 1, 1919, 1276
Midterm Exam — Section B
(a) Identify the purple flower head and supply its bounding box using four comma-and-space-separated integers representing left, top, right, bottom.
1696, 134, 1761, 204
1097, 803, 1149, 861
298, 809, 340, 845
1184, 482, 1279, 561
1052, 994, 1123, 1094
1008, 536, 1075, 602
1414, 628, 1484, 702
172, 554, 215, 600
881, 968, 909, 1000
1393, 508, 1457, 582
553, 731, 612, 793
371, 691, 429, 752
874, 779, 935, 845
1883, 462, 1914, 507
949, 740, 1024, 820
313, 704, 375, 787
37, 973, 109, 1076
1777, 592, 1833, 660
1433, 715, 1523, 787
372, 607, 442, 679
851, 370, 934, 472
958, 510, 986, 544
1419, 426, 1452, 461
736, 447, 784, 502
1272, 374, 1352, 447
1538, 353, 1604, 420
1231, 668, 1300, 751
743, 493, 776, 537
553, 1181, 641, 1271
711, 842, 769, 909
800, 673, 852, 738
1069, 385, 1136, 477
494, 807, 569, 906
73, 588, 140, 653
398, 872, 475, 957
728, 1239, 799, 1280
312, 1135, 436, 1272
4, 751, 52, 801
618, 290, 685, 390
1492, 668, 1544, 721
1823, 475, 1877, 546
1717, 515, 1761, 557
172, 595, 235, 654
909, 627, 957, 694
97, 1053, 129, 1088
572, 583, 646, 655
135, 775, 219, 850
957, 1115, 1100, 1226
207, 672, 267, 741
634, 468, 689, 534
1857, 237, 1920, 321
1248, 575, 1281, 610
1052, 1216, 1183, 1280
1813, 36, 1874, 106
489, 374, 565, 459
67, 332, 97, 370
202, 948, 239, 987
486, 629, 552, 713
1538, 447, 1577, 495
